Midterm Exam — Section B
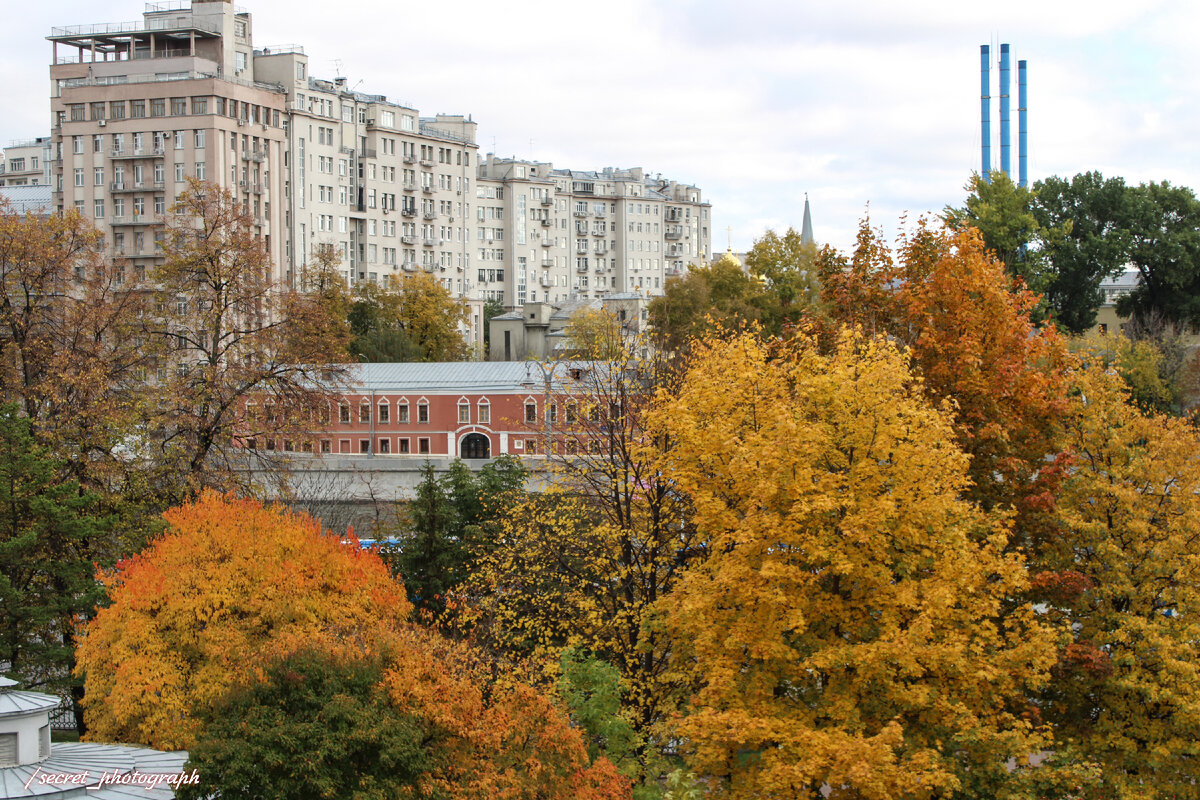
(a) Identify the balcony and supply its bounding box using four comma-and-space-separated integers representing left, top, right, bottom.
594, 207, 607, 218
422, 238, 438, 247
401, 235, 416, 245
540, 218, 552, 227
541, 258, 554, 267
109, 147, 165, 160
594, 244, 607, 254
577, 264, 589, 274
540, 196, 552, 206
401, 208, 416, 217
541, 239, 553, 247
540, 275, 552, 288
423, 211, 437, 220
402, 262, 417, 272
419, 159, 435, 168
575, 244, 589, 254
110, 181, 145, 193
573, 210, 588, 218
664, 229, 682, 240
241, 148, 266, 162
421, 185, 433, 194
110, 215, 155, 226
403, 155, 416, 164
592, 228, 605, 236
402, 182, 416, 192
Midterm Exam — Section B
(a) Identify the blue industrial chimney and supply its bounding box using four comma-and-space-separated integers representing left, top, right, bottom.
981, 45, 991, 181
1018, 59, 1028, 188
1000, 44, 1011, 178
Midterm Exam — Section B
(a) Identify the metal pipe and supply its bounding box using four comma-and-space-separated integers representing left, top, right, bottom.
1018, 59, 1028, 188
980, 45, 991, 181
1000, 43, 1011, 178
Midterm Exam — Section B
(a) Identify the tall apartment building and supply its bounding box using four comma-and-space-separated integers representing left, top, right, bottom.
0, 138, 54, 186
48, 0, 291, 281
476, 156, 710, 306
40, 0, 709, 347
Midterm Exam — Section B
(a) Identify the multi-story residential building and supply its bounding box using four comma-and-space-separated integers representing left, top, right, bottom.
0, 138, 54, 186
476, 156, 711, 306
48, 0, 290, 281
40, 1, 709, 349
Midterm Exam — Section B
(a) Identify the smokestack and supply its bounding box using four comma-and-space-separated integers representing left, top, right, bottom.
1000, 44, 1011, 178
980, 45, 991, 181
1018, 59, 1028, 188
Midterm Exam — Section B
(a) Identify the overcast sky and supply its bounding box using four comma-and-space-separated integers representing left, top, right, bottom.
4, 0, 1198, 255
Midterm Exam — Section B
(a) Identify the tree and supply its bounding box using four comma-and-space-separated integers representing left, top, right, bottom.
0, 405, 110, 732
454, 339, 706, 796
743, 226, 822, 313
178, 645, 437, 800
648, 254, 775, 352
74, 492, 411, 750
563, 307, 625, 359
1117, 180, 1200, 327
1037, 363, 1200, 798
481, 296, 505, 356
944, 171, 1058, 294
346, 273, 469, 362
654, 328, 1060, 799
391, 456, 528, 619
1030, 172, 1132, 334
557, 648, 641, 791
150, 179, 349, 498
0, 201, 153, 491
819, 220, 1071, 549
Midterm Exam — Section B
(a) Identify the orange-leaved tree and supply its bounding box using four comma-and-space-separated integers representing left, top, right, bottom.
651, 328, 1060, 799
819, 220, 1071, 552
76, 492, 631, 800
75, 492, 410, 750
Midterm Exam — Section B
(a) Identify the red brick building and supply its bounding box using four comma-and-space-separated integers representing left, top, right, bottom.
250, 361, 577, 461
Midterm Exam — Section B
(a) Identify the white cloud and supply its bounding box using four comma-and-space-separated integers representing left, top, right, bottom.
3, 0, 1198, 255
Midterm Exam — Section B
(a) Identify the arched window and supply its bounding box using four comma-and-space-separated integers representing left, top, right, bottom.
478, 399, 491, 424
398, 400, 409, 423
378, 400, 390, 424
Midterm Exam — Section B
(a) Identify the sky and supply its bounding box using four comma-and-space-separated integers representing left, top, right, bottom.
4, 0, 1199, 256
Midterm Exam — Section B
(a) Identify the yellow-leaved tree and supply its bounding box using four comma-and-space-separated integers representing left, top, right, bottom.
652, 328, 1060, 799
1039, 362, 1200, 798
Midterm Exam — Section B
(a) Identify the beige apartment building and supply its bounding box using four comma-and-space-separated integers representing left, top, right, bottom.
476, 156, 711, 306
39, 0, 710, 349
0, 138, 54, 186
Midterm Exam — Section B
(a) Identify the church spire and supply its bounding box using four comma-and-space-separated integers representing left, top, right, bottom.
800, 193, 815, 246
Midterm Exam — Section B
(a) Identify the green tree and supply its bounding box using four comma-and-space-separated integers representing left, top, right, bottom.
392, 457, 528, 618
482, 297, 505, 356
179, 645, 437, 800
743, 226, 822, 312
558, 648, 641, 791
648, 254, 773, 352
1117, 180, 1200, 327
1031, 172, 1132, 334
944, 171, 1059, 294
0, 404, 109, 732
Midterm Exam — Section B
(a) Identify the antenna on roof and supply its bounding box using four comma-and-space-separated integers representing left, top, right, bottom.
333, 58, 344, 77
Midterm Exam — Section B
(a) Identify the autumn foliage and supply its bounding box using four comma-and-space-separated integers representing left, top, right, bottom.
652, 329, 1059, 799
75, 492, 629, 799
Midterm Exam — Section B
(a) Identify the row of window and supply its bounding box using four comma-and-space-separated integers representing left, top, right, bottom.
336, 400, 492, 425
63, 96, 279, 127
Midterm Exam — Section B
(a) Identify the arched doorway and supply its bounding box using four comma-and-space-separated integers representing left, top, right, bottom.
460, 432, 490, 459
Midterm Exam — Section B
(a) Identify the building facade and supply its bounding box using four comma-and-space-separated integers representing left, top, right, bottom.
0, 138, 54, 187
40, 0, 709, 347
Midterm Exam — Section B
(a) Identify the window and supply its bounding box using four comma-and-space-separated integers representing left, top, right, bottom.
525, 401, 537, 424
399, 438, 410, 453
398, 402, 409, 423
378, 438, 390, 454
175, 163, 186, 182
235, 51, 247, 72
174, 130, 185, 149
417, 402, 429, 424
378, 402, 390, 423
171, 97, 187, 116
458, 403, 470, 424
195, 129, 206, 148
73, 136, 83, 154
478, 402, 490, 424
321, 439, 331, 453
360, 439, 370, 454
546, 404, 557, 424
93, 134, 103, 153
131, 100, 146, 118
339, 403, 350, 423
418, 437, 430, 454
359, 403, 370, 423
94, 167, 104, 186
151, 98, 165, 117
110, 100, 126, 119
69, 104, 85, 121
93, 199, 104, 218
191, 97, 208, 114
74, 168, 84, 187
